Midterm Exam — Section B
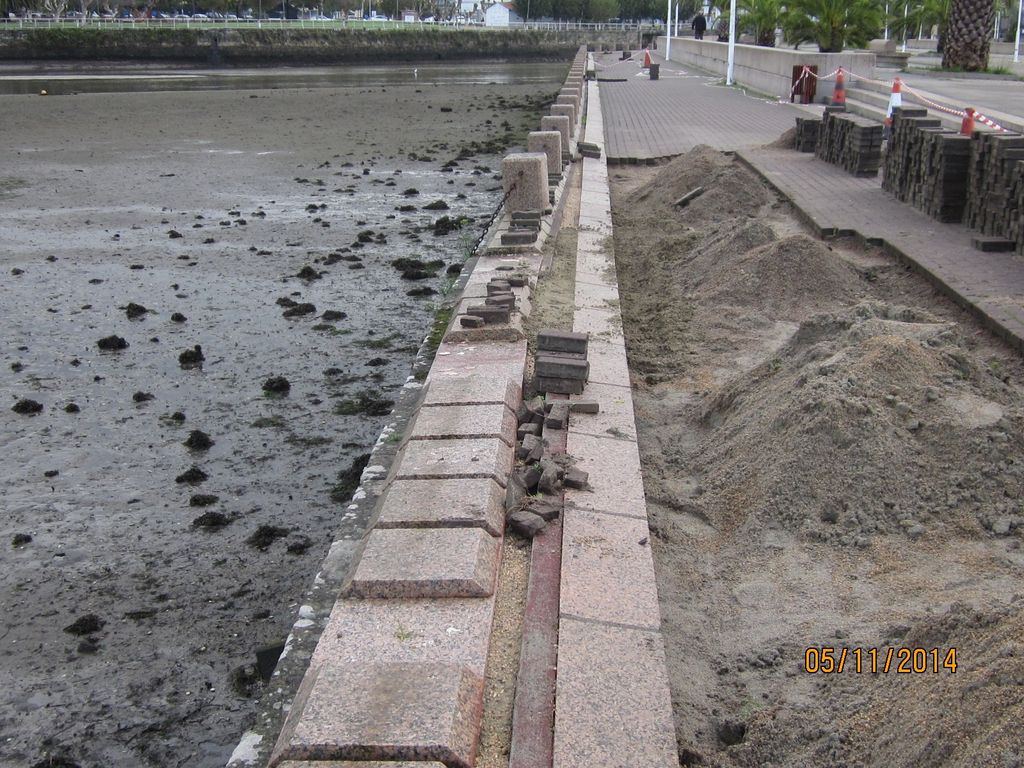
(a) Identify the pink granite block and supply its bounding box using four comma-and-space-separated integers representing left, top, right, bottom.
278, 763, 447, 767
560, 508, 662, 629
572, 308, 621, 343
563, 432, 647, 518
375, 477, 505, 536
396, 438, 513, 487
312, 597, 493, 676
553, 618, 677, 768
272, 662, 482, 768
586, 341, 631, 387
345, 528, 499, 599
410, 403, 517, 446
422, 375, 520, 410
574, 280, 620, 310
569, 382, 635, 441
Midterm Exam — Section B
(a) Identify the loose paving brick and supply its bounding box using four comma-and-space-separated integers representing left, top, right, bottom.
272, 662, 482, 768
538, 328, 589, 354
410, 403, 517, 446
345, 527, 499, 599
536, 355, 590, 381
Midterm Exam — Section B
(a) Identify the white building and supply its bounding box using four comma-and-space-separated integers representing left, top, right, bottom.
484, 1, 521, 26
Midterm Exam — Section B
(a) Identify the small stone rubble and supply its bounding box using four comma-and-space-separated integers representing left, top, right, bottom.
504, 394, 594, 539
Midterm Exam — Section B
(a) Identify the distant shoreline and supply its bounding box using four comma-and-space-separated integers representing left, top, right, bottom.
0, 27, 644, 64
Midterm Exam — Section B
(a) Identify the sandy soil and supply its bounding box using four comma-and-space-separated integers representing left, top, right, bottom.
611, 147, 1024, 767
0, 65, 563, 768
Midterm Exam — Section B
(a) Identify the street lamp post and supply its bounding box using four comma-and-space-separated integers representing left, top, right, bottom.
726, 0, 736, 84
1015, 0, 1022, 63
665, 0, 671, 60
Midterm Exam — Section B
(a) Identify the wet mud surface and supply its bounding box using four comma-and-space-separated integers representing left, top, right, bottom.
0, 63, 563, 768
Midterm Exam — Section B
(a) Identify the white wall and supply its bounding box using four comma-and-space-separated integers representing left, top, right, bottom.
658, 37, 877, 101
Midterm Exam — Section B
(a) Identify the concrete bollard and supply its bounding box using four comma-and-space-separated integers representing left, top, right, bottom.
540, 115, 571, 157
527, 131, 562, 179
556, 94, 579, 113
502, 153, 549, 213
550, 103, 576, 127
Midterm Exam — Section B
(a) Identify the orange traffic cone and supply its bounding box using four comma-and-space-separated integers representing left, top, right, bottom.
642, 48, 652, 68
961, 107, 976, 136
830, 67, 846, 108
883, 77, 902, 138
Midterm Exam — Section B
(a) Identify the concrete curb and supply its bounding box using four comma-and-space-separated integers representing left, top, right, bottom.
549, 66, 678, 768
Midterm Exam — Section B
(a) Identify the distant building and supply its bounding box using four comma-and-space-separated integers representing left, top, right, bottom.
484, 1, 521, 26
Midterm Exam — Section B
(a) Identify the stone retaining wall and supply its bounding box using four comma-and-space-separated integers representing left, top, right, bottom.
0, 28, 638, 63
657, 36, 876, 100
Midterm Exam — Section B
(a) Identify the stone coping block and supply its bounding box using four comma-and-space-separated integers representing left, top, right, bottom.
541, 115, 571, 157
573, 306, 622, 341
432, 339, 529, 384
375, 477, 505, 537
278, 762, 447, 767
584, 341, 630, 387
527, 131, 563, 182
312, 597, 493, 675
422, 374, 519, 410
563, 432, 646, 517
396, 437, 514, 488
411, 402, 517, 446
574, 280, 620, 310
553, 619, 677, 768
503, 152, 549, 214
560, 508, 662, 630
272, 662, 482, 768
346, 527, 499, 599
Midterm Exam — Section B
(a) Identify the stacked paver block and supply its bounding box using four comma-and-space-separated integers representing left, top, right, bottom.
536, 329, 590, 395
964, 131, 1024, 244
794, 116, 821, 152
814, 110, 883, 177
882, 108, 973, 223
502, 152, 549, 213
550, 74, 679, 768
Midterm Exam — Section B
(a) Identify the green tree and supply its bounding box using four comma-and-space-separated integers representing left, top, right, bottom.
942, 0, 995, 68
782, 0, 884, 51
738, 0, 780, 45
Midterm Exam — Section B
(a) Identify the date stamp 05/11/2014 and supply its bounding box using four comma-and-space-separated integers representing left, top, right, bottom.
804, 647, 959, 674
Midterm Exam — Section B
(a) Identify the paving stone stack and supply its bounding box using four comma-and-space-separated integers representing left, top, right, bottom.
794, 116, 820, 153
964, 131, 1024, 239
534, 328, 589, 395
814, 110, 884, 177
882, 108, 973, 223
500, 209, 542, 246
460, 274, 525, 327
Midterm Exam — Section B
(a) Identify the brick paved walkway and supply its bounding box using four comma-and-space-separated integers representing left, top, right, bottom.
598, 55, 1024, 351
595, 52, 806, 160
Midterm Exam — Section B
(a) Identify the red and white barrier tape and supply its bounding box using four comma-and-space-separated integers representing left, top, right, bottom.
788, 65, 1010, 133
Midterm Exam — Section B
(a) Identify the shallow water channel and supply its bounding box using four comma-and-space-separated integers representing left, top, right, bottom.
0, 61, 564, 768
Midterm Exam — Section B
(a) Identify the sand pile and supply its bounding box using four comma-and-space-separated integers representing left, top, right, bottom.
695, 234, 867, 318
610, 146, 1024, 768
695, 300, 1023, 544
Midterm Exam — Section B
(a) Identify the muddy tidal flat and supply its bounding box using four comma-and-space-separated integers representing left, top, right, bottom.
0, 62, 564, 768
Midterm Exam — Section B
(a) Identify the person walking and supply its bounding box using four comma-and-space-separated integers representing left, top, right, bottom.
692, 12, 707, 40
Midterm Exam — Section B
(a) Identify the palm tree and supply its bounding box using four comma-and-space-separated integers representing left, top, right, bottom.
738, 0, 781, 45
942, 0, 996, 68
782, 0, 884, 52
